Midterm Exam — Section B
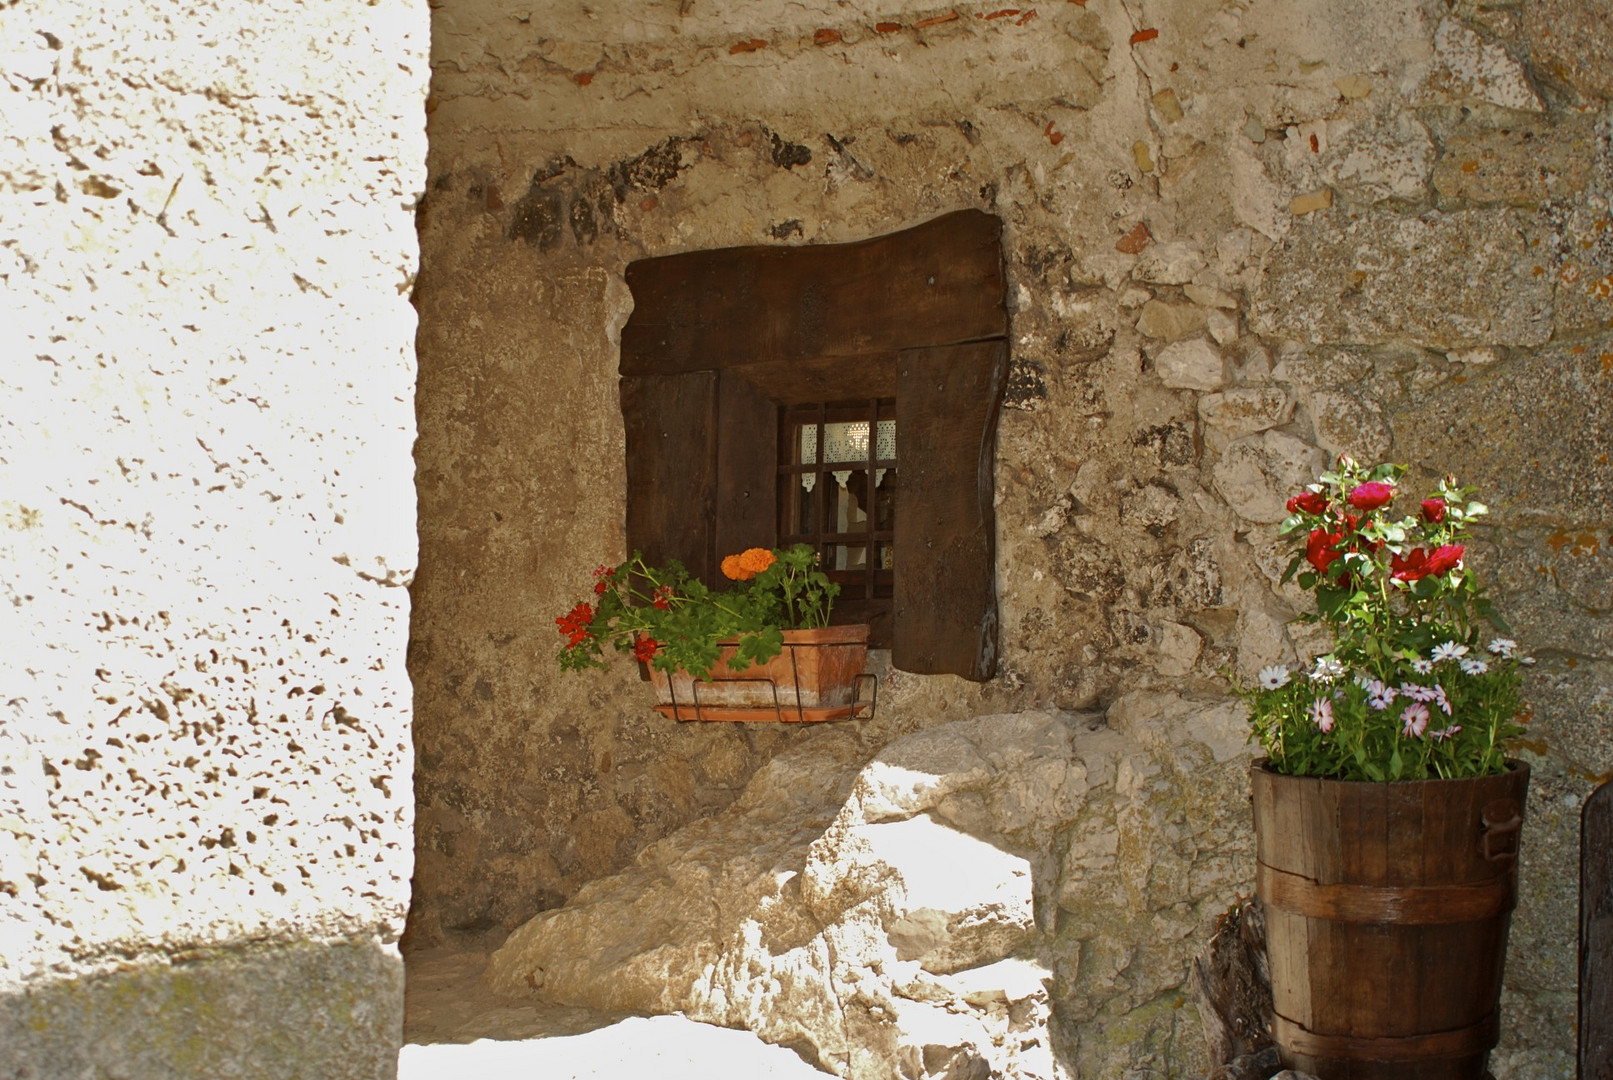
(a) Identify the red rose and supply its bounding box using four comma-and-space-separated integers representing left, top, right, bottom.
1425, 544, 1465, 576
1391, 548, 1430, 581
633, 636, 660, 663
1286, 491, 1328, 515
1420, 498, 1447, 523
1306, 528, 1344, 573
1347, 481, 1396, 511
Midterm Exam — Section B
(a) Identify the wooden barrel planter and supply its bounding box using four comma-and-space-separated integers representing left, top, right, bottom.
1251, 760, 1530, 1080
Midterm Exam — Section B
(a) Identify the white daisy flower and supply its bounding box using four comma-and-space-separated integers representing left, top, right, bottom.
1311, 697, 1335, 733
1258, 666, 1291, 690
1412, 659, 1434, 674
1401, 702, 1430, 737
1431, 724, 1462, 742
1433, 684, 1452, 716
1520, 655, 1536, 666
1397, 683, 1437, 703
1460, 658, 1489, 676
1431, 641, 1469, 664
1488, 638, 1517, 658
1361, 678, 1396, 711
1311, 656, 1346, 682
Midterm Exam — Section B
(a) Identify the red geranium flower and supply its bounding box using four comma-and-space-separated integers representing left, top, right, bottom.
633, 636, 660, 663
1286, 490, 1328, 515
652, 585, 673, 610
555, 601, 595, 646
1306, 528, 1344, 574
1347, 481, 1396, 511
1425, 544, 1465, 576
1420, 498, 1447, 523
1391, 548, 1430, 581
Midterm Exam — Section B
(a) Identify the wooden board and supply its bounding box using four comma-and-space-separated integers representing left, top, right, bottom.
621, 209, 1006, 377
1585, 779, 1613, 1080
712, 371, 778, 566
620, 372, 718, 582
891, 339, 1007, 681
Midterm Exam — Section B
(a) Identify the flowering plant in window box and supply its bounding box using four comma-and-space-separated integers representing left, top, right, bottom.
1237, 457, 1533, 1079
1239, 457, 1529, 781
555, 544, 868, 719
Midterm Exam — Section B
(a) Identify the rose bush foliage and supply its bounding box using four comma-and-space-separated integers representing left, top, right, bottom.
1241, 459, 1528, 781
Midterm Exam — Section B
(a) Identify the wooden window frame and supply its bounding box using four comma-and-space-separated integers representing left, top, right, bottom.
618, 209, 1007, 680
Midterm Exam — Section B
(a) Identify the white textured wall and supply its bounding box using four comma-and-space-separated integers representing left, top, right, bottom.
0, 0, 428, 993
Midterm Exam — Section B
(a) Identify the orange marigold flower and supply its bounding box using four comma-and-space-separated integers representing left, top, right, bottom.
720, 553, 750, 581
737, 547, 776, 574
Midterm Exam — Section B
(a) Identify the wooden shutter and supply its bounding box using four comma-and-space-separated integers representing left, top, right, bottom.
620, 209, 1006, 376
620, 372, 718, 583
712, 372, 779, 565
892, 339, 1008, 681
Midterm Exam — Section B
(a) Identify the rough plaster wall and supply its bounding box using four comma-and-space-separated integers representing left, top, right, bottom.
0, 0, 429, 1071
415, 0, 1610, 1073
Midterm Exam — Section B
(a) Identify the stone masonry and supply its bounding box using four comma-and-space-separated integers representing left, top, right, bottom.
415, 2, 1610, 1076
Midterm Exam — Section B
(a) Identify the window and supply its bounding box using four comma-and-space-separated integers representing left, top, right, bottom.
618, 210, 1007, 680
781, 399, 897, 639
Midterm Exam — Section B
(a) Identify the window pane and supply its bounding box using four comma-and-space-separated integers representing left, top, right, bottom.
873, 469, 896, 531
828, 543, 867, 571
821, 421, 870, 465
829, 471, 868, 534
874, 542, 893, 570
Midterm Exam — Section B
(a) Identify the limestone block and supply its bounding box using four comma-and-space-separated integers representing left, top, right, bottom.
1207, 309, 1240, 345
1137, 300, 1210, 342
1551, 197, 1613, 338
1307, 390, 1392, 461
0, 4, 427, 1068
1250, 210, 1553, 348
856, 815, 1035, 974
1226, 144, 1289, 241
1199, 388, 1295, 440
1156, 337, 1229, 390
1322, 111, 1436, 203
1133, 242, 1208, 285
1185, 283, 1238, 309
1269, 347, 1374, 389
1211, 432, 1327, 524
1156, 621, 1204, 677
1421, 17, 1544, 112
1431, 114, 1598, 206
0, 937, 402, 1080
1233, 590, 1299, 682
487, 708, 1255, 1080
1391, 339, 1613, 524
1523, 0, 1613, 101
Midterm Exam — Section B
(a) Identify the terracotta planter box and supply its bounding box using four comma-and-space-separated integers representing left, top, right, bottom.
646, 623, 872, 722
1251, 760, 1530, 1080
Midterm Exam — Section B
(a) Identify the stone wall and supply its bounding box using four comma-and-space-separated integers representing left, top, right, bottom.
414, 0, 1610, 1073
1, 1, 429, 1074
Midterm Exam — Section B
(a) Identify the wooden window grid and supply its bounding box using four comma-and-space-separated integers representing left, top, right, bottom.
779, 399, 896, 629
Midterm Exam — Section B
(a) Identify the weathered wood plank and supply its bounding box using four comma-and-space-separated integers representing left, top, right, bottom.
621, 372, 718, 584
1585, 779, 1613, 1080
891, 339, 1006, 681
712, 371, 778, 574
621, 209, 1006, 377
